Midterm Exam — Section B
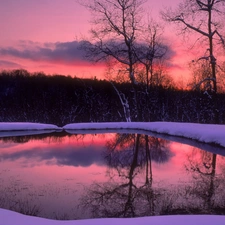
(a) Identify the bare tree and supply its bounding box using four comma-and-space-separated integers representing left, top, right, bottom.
78, 0, 149, 120
134, 18, 168, 88
161, 0, 225, 93
79, 0, 174, 121
79, 0, 147, 85
188, 57, 213, 91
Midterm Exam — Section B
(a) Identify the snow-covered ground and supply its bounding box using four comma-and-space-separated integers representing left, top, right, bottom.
1, 208, 225, 225
1, 122, 225, 147
0, 122, 61, 131
0, 122, 62, 137
64, 122, 225, 147
1, 121, 225, 224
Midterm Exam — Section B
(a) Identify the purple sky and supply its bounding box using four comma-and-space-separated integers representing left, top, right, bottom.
0, 0, 190, 83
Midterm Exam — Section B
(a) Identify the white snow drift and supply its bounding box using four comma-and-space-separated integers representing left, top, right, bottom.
0, 122, 61, 131
1, 208, 225, 225
63, 122, 225, 147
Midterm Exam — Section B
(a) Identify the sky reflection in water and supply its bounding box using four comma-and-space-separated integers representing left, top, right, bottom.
0, 132, 225, 220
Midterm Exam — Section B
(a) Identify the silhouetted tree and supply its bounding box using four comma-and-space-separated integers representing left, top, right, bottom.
162, 0, 225, 93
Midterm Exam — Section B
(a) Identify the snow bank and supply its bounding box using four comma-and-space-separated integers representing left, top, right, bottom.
0, 122, 61, 131
63, 122, 225, 148
1, 209, 225, 225
1, 122, 225, 148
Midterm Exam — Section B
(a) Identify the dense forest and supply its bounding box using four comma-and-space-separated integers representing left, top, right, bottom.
0, 69, 224, 126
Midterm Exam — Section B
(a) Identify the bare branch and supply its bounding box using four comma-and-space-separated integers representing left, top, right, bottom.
193, 77, 216, 90
212, 30, 225, 45
170, 16, 209, 37
161, 0, 225, 95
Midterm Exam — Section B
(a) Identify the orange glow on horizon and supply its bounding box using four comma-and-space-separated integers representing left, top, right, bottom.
1, 0, 224, 89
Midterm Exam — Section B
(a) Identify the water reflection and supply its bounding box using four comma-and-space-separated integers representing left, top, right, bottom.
81, 134, 173, 218
0, 133, 105, 167
0, 132, 225, 220
184, 149, 225, 214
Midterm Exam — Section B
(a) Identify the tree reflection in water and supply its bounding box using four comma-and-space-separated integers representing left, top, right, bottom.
1, 132, 225, 219
184, 149, 225, 214
80, 134, 173, 218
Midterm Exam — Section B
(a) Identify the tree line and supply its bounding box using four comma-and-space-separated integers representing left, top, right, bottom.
0, 69, 225, 126
1, 1, 225, 125
78, 0, 225, 123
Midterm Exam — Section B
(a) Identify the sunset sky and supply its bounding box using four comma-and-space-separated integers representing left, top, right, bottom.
0, 0, 194, 84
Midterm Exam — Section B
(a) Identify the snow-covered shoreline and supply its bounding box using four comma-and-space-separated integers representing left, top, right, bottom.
1, 122, 225, 148
1, 208, 225, 225
65, 122, 225, 148
0, 122, 61, 131
1, 122, 225, 225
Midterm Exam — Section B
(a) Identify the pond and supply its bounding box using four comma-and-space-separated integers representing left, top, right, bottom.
0, 130, 225, 220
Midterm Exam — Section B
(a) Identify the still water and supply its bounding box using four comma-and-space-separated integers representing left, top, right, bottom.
0, 131, 225, 220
